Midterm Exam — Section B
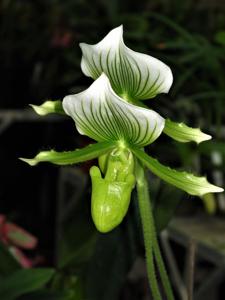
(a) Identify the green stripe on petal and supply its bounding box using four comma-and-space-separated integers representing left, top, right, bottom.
20, 141, 116, 166
63, 74, 165, 147
80, 25, 173, 101
130, 145, 224, 197
164, 119, 212, 144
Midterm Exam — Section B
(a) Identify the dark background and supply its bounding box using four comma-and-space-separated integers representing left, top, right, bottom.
0, 0, 225, 299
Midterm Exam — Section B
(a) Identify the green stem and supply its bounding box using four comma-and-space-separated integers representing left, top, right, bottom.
153, 237, 175, 300
135, 160, 162, 300
135, 160, 175, 300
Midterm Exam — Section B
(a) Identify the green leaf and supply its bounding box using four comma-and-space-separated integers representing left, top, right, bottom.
63, 74, 165, 146
57, 198, 97, 269
130, 145, 224, 197
163, 119, 211, 144
153, 184, 182, 232
19, 141, 116, 166
80, 25, 173, 101
214, 31, 225, 46
86, 228, 133, 300
0, 242, 21, 276
0, 268, 55, 300
30, 100, 65, 116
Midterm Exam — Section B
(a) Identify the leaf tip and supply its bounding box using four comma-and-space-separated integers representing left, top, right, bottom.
29, 104, 45, 116
19, 157, 37, 166
197, 132, 212, 144
200, 183, 224, 196
30, 100, 64, 116
213, 186, 224, 193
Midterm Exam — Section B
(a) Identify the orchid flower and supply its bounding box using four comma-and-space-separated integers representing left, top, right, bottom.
21, 26, 223, 300
79, 25, 212, 144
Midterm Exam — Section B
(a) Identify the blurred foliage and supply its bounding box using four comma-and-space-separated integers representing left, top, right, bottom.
0, 0, 225, 299
0, 242, 21, 276
0, 268, 55, 300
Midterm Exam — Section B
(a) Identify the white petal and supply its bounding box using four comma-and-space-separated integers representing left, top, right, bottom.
80, 25, 173, 101
63, 74, 165, 147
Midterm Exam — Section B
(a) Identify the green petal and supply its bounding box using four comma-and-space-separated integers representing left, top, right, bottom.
130, 145, 224, 197
164, 119, 212, 144
19, 141, 116, 166
90, 149, 135, 233
63, 74, 165, 147
80, 25, 173, 101
90, 166, 135, 233
30, 100, 65, 116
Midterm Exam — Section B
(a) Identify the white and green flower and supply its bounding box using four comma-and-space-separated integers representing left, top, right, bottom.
21, 26, 223, 234
19, 26, 225, 300
80, 25, 173, 101
22, 72, 223, 198
80, 25, 211, 144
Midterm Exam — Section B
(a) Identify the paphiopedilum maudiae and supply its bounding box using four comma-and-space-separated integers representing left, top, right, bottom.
21, 26, 223, 300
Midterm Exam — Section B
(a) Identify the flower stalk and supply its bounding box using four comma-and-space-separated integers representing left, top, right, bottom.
135, 160, 162, 300
136, 160, 175, 300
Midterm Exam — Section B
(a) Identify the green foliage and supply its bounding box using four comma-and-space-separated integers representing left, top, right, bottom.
153, 184, 183, 232
57, 209, 97, 270
0, 242, 20, 276
85, 228, 135, 300
0, 268, 55, 300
